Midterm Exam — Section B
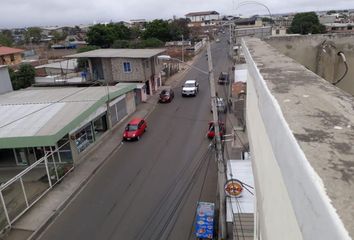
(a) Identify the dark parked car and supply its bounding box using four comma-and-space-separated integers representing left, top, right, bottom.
218, 72, 229, 85
207, 121, 226, 139
123, 118, 147, 141
159, 88, 174, 103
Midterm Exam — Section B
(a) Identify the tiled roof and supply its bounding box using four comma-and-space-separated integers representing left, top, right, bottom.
0, 46, 24, 56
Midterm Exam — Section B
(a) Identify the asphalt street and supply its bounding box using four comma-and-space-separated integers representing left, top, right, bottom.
37, 36, 231, 240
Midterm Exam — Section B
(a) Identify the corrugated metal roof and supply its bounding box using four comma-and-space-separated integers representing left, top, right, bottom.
65, 48, 166, 59
0, 84, 136, 148
185, 11, 219, 16
35, 59, 77, 70
0, 46, 24, 56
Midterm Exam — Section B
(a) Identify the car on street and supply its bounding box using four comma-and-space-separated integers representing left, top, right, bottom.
123, 118, 147, 141
182, 80, 199, 97
211, 97, 227, 113
158, 87, 174, 103
215, 38, 220, 42
218, 72, 229, 85
207, 121, 226, 139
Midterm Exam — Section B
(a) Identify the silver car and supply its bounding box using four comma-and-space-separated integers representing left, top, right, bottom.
211, 98, 227, 113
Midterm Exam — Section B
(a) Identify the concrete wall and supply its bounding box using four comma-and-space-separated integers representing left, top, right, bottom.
187, 14, 219, 22
243, 37, 353, 239
110, 58, 146, 82
264, 34, 354, 95
0, 53, 22, 65
246, 55, 303, 240
0, 66, 13, 94
125, 91, 136, 114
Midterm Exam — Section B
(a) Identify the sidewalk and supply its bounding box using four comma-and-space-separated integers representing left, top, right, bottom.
1, 58, 195, 240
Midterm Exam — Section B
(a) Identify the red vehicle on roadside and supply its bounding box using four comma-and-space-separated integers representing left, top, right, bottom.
207, 121, 225, 139
123, 118, 147, 141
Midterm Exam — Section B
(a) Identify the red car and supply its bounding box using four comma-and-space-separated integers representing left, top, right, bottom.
123, 118, 147, 141
207, 121, 225, 139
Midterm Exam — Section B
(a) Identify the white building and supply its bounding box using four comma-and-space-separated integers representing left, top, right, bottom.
0, 65, 13, 95
185, 11, 220, 23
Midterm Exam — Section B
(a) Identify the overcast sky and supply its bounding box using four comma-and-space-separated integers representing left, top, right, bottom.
1, 0, 354, 28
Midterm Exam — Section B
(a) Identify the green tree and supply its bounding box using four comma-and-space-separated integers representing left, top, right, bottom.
168, 18, 190, 41
10, 64, 36, 90
24, 27, 42, 44
52, 31, 64, 43
143, 19, 171, 42
0, 31, 13, 46
112, 40, 130, 48
141, 38, 164, 48
76, 45, 100, 70
87, 23, 131, 48
289, 12, 326, 35
129, 26, 142, 39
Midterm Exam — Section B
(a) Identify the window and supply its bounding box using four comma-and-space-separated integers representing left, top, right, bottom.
123, 62, 131, 73
10, 54, 15, 62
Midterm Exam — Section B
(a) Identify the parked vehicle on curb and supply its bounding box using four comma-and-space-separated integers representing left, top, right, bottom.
123, 118, 147, 141
182, 80, 199, 97
207, 121, 226, 139
211, 97, 227, 113
159, 87, 174, 103
218, 72, 229, 85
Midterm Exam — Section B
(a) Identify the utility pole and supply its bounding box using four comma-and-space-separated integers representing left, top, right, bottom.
206, 40, 227, 239
181, 34, 184, 62
229, 23, 233, 58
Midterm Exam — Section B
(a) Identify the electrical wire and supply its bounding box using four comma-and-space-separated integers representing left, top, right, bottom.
150, 146, 214, 239
235, 197, 246, 240
134, 145, 213, 239
186, 152, 213, 240
333, 52, 348, 86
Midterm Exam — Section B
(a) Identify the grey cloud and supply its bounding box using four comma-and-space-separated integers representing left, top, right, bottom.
0, 0, 354, 28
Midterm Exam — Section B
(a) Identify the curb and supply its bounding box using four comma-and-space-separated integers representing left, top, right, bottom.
26, 109, 157, 240
27, 130, 128, 240
16, 50, 203, 240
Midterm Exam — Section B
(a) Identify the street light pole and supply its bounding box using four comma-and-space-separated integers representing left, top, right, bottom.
206, 40, 227, 240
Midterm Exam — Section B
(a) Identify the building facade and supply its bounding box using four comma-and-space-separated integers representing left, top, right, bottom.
242, 37, 354, 239
66, 49, 166, 99
0, 84, 136, 168
0, 46, 24, 66
0, 65, 13, 94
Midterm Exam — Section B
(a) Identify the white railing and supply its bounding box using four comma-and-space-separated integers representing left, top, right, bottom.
0, 142, 73, 233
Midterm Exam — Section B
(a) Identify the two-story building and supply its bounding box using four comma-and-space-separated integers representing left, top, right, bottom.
65, 48, 166, 103
0, 46, 24, 66
186, 11, 220, 23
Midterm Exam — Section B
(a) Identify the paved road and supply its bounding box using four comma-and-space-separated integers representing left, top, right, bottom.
38, 37, 231, 240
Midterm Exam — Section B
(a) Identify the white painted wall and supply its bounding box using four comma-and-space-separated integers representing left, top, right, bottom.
243, 39, 351, 240
247, 71, 303, 240
0, 66, 13, 94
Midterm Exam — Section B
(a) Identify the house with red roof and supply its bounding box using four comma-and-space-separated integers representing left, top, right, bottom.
0, 46, 24, 66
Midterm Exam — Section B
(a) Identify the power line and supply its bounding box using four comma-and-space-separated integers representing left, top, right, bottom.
187, 152, 213, 240
135, 144, 213, 239
149, 146, 213, 239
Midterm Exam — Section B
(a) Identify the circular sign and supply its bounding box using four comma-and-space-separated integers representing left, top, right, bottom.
224, 179, 243, 197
